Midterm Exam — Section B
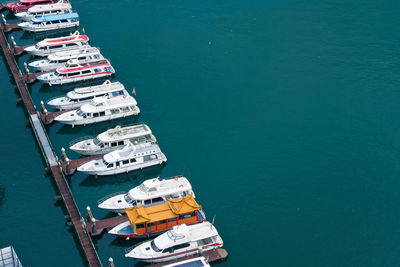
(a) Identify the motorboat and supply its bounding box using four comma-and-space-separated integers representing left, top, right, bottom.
77, 142, 167, 176
69, 123, 156, 156
124, 222, 223, 262
97, 176, 194, 213
29, 46, 103, 72
18, 12, 79, 33
15, 0, 72, 21
37, 59, 115, 85
47, 80, 125, 110
24, 31, 89, 57
108, 194, 204, 238
5, 0, 58, 13
163, 257, 210, 267
54, 95, 139, 126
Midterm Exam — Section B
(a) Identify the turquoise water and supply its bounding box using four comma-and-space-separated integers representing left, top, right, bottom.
1, 0, 400, 266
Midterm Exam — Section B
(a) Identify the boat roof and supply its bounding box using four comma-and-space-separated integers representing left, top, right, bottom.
125, 194, 201, 224
98, 124, 152, 142
127, 176, 192, 201
80, 95, 137, 114
32, 12, 78, 22
103, 142, 158, 163
37, 31, 88, 47
72, 80, 122, 94
153, 222, 218, 249
57, 59, 110, 73
48, 46, 98, 60
28, 1, 71, 12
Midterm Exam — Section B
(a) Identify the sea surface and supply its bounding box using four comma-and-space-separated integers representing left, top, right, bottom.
1, 0, 400, 266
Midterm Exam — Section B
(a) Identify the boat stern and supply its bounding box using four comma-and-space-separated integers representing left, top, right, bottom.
47, 96, 70, 110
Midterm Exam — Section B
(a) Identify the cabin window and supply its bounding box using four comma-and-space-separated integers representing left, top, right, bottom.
77, 57, 86, 60
122, 160, 129, 165
150, 240, 161, 252
93, 113, 99, 118
106, 164, 113, 169
59, 19, 68, 23
99, 111, 105, 116
116, 161, 120, 167
121, 107, 130, 112
130, 106, 136, 110
82, 70, 92, 75
172, 243, 190, 251
94, 68, 101, 73
157, 220, 166, 225
148, 222, 156, 227
129, 158, 136, 163
51, 45, 63, 49
152, 197, 163, 204
162, 247, 174, 254
178, 211, 197, 220
117, 141, 124, 146
67, 72, 80, 77
111, 142, 117, 147
136, 224, 145, 229
66, 43, 77, 47
144, 200, 151, 205
168, 218, 177, 223
111, 109, 120, 114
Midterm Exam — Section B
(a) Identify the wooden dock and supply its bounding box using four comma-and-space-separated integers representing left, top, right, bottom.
148, 249, 228, 267
0, 17, 103, 267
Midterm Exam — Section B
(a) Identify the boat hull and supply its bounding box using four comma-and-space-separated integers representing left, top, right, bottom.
38, 71, 113, 85
19, 21, 79, 33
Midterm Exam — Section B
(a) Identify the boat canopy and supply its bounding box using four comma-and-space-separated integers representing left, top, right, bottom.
32, 12, 78, 22
125, 194, 200, 225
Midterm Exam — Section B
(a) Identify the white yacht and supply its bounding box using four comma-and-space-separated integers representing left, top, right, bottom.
164, 257, 210, 267
18, 12, 79, 33
54, 95, 139, 126
47, 80, 126, 111
15, 0, 72, 22
77, 142, 167, 176
29, 46, 102, 72
125, 222, 223, 263
70, 123, 156, 156
37, 59, 115, 85
24, 31, 89, 57
97, 176, 194, 213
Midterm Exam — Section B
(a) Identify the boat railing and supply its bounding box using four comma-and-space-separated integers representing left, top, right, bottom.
97, 191, 127, 205
69, 135, 94, 146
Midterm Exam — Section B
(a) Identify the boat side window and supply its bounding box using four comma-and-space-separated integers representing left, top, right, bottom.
130, 106, 136, 110
106, 163, 113, 169
136, 223, 145, 229
148, 188, 156, 192
167, 218, 176, 223
111, 109, 120, 114
150, 240, 161, 252
172, 243, 190, 251
59, 19, 69, 23
117, 141, 124, 146
122, 160, 129, 165
77, 56, 86, 60
162, 247, 174, 254
99, 111, 105, 116
144, 199, 151, 205
178, 211, 197, 220
67, 72, 80, 77
129, 158, 136, 163
94, 68, 101, 73
82, 70, 92, 75
65, 43, 77, 47
121, 107, 130, 112
157, 220, 166, 225
116, 161, 120, 167
79, 97, 92, 101
51, 45, 63, 49
93, 112, 100, 118
152, 197, 163, 204
111, 142, 117, 147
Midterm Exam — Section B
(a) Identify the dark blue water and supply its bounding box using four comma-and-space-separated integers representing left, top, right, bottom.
1, 0, 400, 266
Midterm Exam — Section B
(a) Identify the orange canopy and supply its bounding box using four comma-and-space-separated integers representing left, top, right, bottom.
125, 194, 201, 225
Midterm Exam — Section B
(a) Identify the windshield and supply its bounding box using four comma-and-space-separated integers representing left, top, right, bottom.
77, 109, 84, 116
93, 137, 102, 146
124, 193, 133, 203
139, 184, 149, 192
150, 240, 161, 252
102, 159, 109, 165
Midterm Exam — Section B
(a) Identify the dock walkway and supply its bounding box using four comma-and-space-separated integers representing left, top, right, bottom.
0, 19, 102, 267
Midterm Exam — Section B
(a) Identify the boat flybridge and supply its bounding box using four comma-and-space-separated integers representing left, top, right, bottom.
98, 176, 194, 213
77, 142, 167, 176
15, 0, 72, 21
24, 31, 89, 57
125, 222, 223, 263
5, 0, 58, 12
29, 46, 102, 72
47, 80, 126, 111
37, 59, 115, 85
69, 123, 156, 156
18, 12, 79, 33
108, 194, 204, 238
54, 95, 139, 126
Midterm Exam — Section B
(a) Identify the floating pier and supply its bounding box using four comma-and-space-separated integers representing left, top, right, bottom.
85, 206, 128, 236
148, 249, 228, 267
0, 15, 102, 267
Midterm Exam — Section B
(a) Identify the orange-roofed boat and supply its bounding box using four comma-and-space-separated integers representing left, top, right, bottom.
108, 194, 206, 238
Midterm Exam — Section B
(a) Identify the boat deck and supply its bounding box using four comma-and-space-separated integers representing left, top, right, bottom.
148, 249, 228, 267
0, 15, 102, 267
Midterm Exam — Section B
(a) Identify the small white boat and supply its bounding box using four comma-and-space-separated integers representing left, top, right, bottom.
47, 80, 125, 111
54, 95, 140, 126
125, 222, 223, 263
37, 59, 115, 85
15, 0, 72, 21
97, 176, 194, 213
77, 142, 167, 176
24, 31, 89, 57
18, 12, 79, 33
164, 257, 210, 267
69, 123, 156, 155
29, 46, 102, 72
